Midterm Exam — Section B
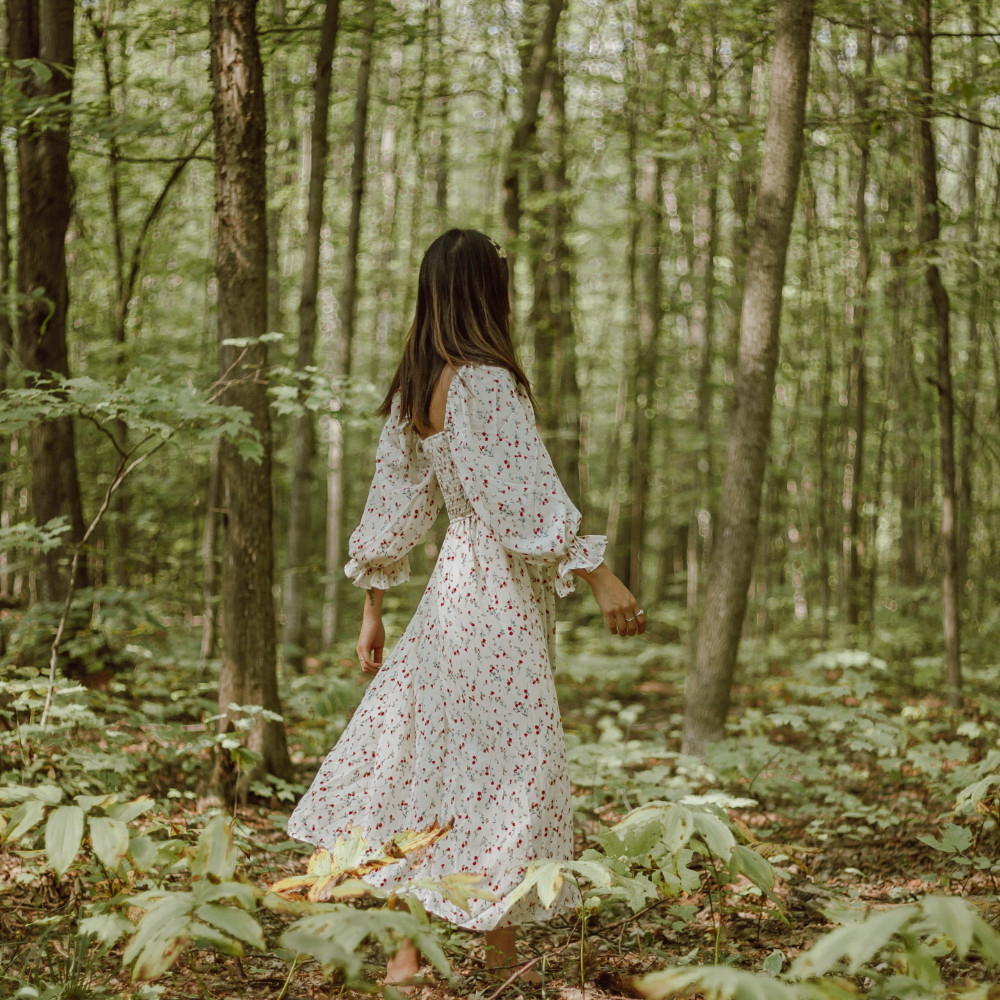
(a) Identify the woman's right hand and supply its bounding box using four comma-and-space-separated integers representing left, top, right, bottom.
582, 564, 647, 637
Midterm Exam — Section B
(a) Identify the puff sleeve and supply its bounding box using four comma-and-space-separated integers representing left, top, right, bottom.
447, 365, 606, 596
343, 393, 443, 589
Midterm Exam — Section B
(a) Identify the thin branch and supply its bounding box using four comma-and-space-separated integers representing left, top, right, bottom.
73, 148, 215, 165
39, 431, 168, 727
120, 128, 212, 324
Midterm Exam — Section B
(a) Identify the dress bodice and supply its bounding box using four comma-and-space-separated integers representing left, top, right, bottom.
419, 431, 474, 521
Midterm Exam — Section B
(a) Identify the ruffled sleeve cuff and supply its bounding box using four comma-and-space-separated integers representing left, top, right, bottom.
555, 534, 607, 598
344, 555, 411, 590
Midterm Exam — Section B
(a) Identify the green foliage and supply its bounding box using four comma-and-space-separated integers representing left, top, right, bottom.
510, 799, 782, 931
640, 895, 1000, 999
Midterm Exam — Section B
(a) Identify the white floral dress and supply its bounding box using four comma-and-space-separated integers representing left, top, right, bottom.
287, 363, 606, 930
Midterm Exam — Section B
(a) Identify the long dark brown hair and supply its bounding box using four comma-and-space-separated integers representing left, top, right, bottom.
380, 229, 533, 425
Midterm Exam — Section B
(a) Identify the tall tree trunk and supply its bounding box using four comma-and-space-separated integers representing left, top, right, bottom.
683, 0, 814, 756
0, 37, 13, 598
957, 0, 981, 594
282, 0, 341, 672
9, 0, 87, 605
322, 0, 375, 648
915, 0, 961, 705
548, 62, 581, 506
209, 0, 291, 800
500, 0, 564, 287
846, 20, 873, 626
688, 19, 720, 642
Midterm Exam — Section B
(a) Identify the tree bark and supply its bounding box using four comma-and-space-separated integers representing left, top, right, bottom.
846, 21, 873, 626
322, 0, 375, 648
9, 0, 87, 605
683, 0, 814, 756
500, 0, 564, 283
915, 0, 961, 705
209, 0, 291, 800
282, 0, 341, 672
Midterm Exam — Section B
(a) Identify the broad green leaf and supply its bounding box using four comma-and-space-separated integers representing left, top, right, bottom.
193, 879, 256, 909
789, 906, 914, 978
124, 896, 193, 981
89, 817, 130, 870
2, 798, 46, 843
762, 950, 784, 976
279, 923, 363, 981
536, 860, 568, 908
570, 859, 615, 889
692, 811, 735, 860
76, 793, 118, 813
108, 797, 156, 825
79, 912, 134, 951
730, 845, 776, 892
660, 805, 695, 856
642, 965, 801, 1000
920, 895, 975, 957
0, 784, 62, 806
194, 903, 265, 950
188, 921, 244, 956
190, 815, 237, 880
45, 805, 84, 876
419, 872, 498, 912
128, 835, 160, 873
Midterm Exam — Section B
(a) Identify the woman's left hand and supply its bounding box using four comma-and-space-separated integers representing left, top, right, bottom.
357, 615, 385, 674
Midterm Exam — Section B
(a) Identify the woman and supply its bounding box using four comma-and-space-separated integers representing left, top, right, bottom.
288, 229, 645, 985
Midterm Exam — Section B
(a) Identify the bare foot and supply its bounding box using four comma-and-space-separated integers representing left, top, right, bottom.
483, 929, 541, 985
385, 940, 420, 985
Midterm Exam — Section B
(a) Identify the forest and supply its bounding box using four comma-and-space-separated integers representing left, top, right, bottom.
2, 0, 1000, 997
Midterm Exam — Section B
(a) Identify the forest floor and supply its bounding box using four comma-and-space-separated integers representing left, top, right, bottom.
3, 596, 1000, 998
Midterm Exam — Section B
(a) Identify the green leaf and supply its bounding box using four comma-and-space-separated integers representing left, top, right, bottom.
194, 903, 265, 950
919, 895, 975, 958
692, 811, 736, 860
45, 805, 84, 876
642, 965, 800, 1000
188, 921, 245, 956
0, 784, 62, 806
75, 793, 118, 813
127, 834, 159, 873
2, 798, 47, 843
108, 797, 156, 825
193, 879, 256, 909
762, 949, 784, 976
89, 816, 130, 870
730, 845, 776, 892
79, 912, 134, 951
661, 805, 695, 855
190, 815, 237, 880
789, 906, 915, 978
124, 895, 193, 981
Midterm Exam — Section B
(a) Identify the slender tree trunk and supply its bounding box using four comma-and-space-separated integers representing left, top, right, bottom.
801, 157, 833, 639
282, 0, 341, 671
688, 20, 719, 643
209, 0, 291, 799
0, 39, 13, 598
684, 0, 814, 756
915, 0, 961, 705
846, 21, 873, 626
9, 0, 87, 605
201, 436, 221, 660
322, 0, 375, 647
957, 0, 981, 593
549, 63, 581, 506
500, 0, 564, 286
629, 147, 665, 596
